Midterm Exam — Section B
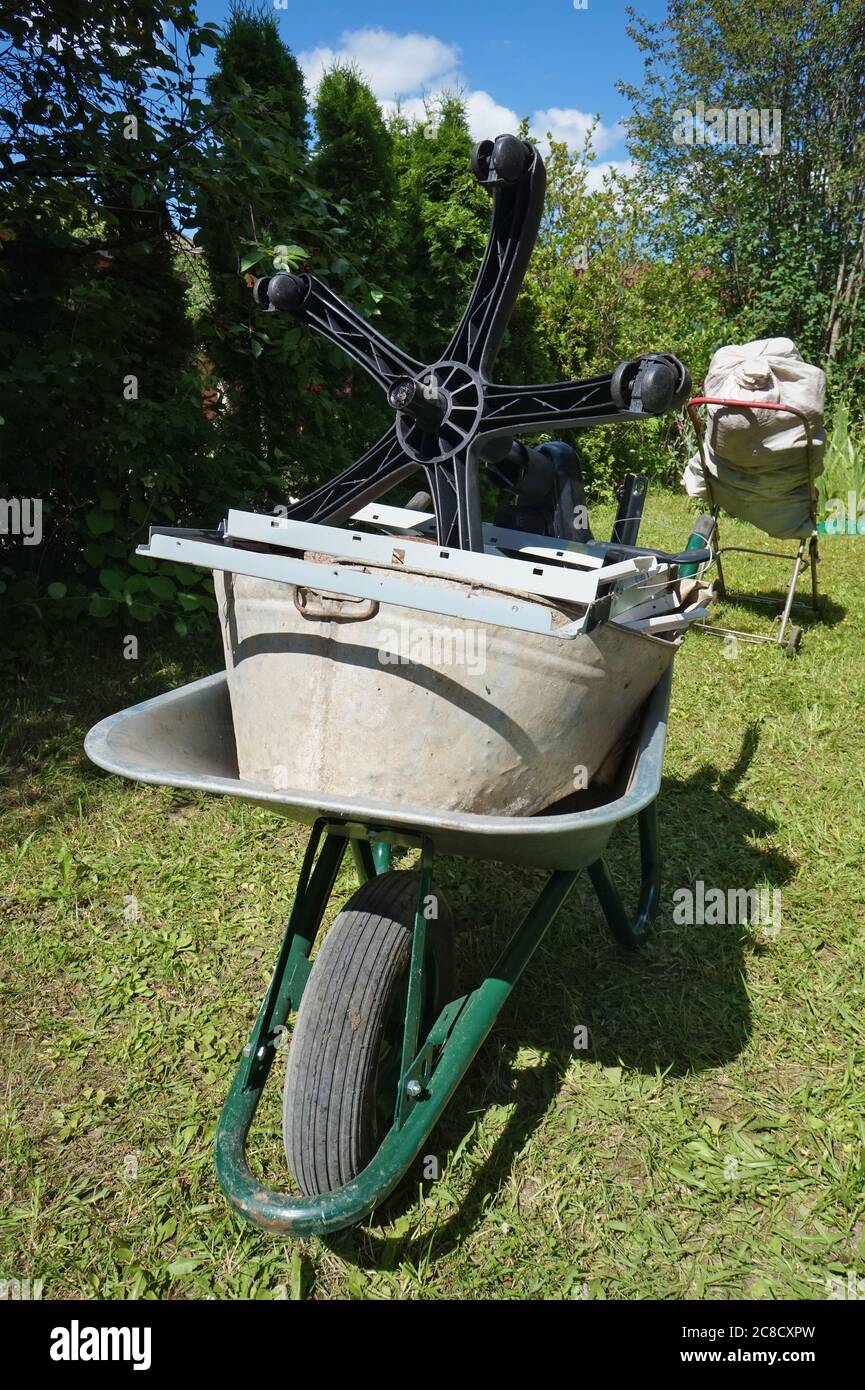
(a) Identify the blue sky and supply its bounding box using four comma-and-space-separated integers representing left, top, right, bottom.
193, 0, 669, 183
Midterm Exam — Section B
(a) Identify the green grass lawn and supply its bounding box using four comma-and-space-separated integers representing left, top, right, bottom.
1, 491, 864, 1300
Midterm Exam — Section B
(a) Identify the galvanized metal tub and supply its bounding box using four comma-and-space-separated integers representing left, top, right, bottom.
213, 567, 676, 817
83, 666, 672, 873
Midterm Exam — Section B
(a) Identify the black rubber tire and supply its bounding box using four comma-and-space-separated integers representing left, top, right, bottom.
610, 359, 638, 410
282, 870, 455, 1197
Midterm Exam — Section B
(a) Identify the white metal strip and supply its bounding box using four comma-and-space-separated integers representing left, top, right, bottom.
349, 501, 613, 570
139, 532, 590, 640
610, 590, 676, 624
224, 508, 655, 607
617, 606, 710, 634
349, 501, 435, 533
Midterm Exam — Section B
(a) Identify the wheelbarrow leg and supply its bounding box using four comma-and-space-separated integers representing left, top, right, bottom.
350, 837, 393, 884
586, 799, 660, 950
222, 819, 346, 1099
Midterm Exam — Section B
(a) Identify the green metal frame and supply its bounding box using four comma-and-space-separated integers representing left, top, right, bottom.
214, 803, 660, 1237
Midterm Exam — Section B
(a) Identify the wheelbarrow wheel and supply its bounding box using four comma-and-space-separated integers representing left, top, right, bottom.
283, 870, 454, 1197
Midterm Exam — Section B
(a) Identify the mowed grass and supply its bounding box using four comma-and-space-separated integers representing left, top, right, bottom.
1, 491, 864, 1300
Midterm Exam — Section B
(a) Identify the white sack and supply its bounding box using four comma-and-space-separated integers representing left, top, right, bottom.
683, 337, 825, 538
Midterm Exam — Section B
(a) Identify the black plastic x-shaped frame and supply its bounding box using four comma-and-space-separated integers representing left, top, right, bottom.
254, 135, 690, 552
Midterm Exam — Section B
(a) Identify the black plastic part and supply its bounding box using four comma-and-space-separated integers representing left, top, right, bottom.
611, 473, 648, 547
387, 376, 447, 429
253, 139, 690, 551
264, 272, 308, 313
489, 439, 592, 544
539, 441, 593, 543
471, 139, 494, 182
610, 360, 639, 411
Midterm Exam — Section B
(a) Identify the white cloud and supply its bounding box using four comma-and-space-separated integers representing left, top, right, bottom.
529, 108, 624, 157
299, 28, 459, 102
299, 28, 628, 164
380, 88, 517, 142
464, 90, 520, 142
584, 159, 637, 192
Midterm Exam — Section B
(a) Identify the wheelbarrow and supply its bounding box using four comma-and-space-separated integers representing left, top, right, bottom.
84, 134, 709, 1234
84, 665, 672, 1236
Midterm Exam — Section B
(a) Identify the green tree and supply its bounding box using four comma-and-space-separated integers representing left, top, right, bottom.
0, 1, 220, 633
195, 2, 310, 484
389, 95, 489, 363
620, 0, 865, 393
314, 65, 399, 322
312, 64, 403, 454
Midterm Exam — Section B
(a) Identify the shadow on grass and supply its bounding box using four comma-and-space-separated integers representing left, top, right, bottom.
0, 627, 222, 830
709, 590, 844, 632
330, 723, 796, 1270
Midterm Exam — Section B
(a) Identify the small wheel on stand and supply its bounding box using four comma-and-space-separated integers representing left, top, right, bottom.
282, 870, 455, 1197
784, 625, 803, 658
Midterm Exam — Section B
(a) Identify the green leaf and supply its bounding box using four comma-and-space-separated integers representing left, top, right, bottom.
272, 244, 306, 269
88, 595, 115, 619
99, 568, 125, 593
147, 576, 175, 600
128, 553, 154, 573
239, 251, 265, 273
85, 511, 115, 538
249, 337, 263, 359
128, 600, 156, 622
47, 582, 67, 600
83, 542, 106, 569
123, 576, 151, 596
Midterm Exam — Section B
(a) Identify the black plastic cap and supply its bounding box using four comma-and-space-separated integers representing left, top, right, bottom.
638, 360, 677, 414
490, 133, 532, 184
265, 273, 308, 313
